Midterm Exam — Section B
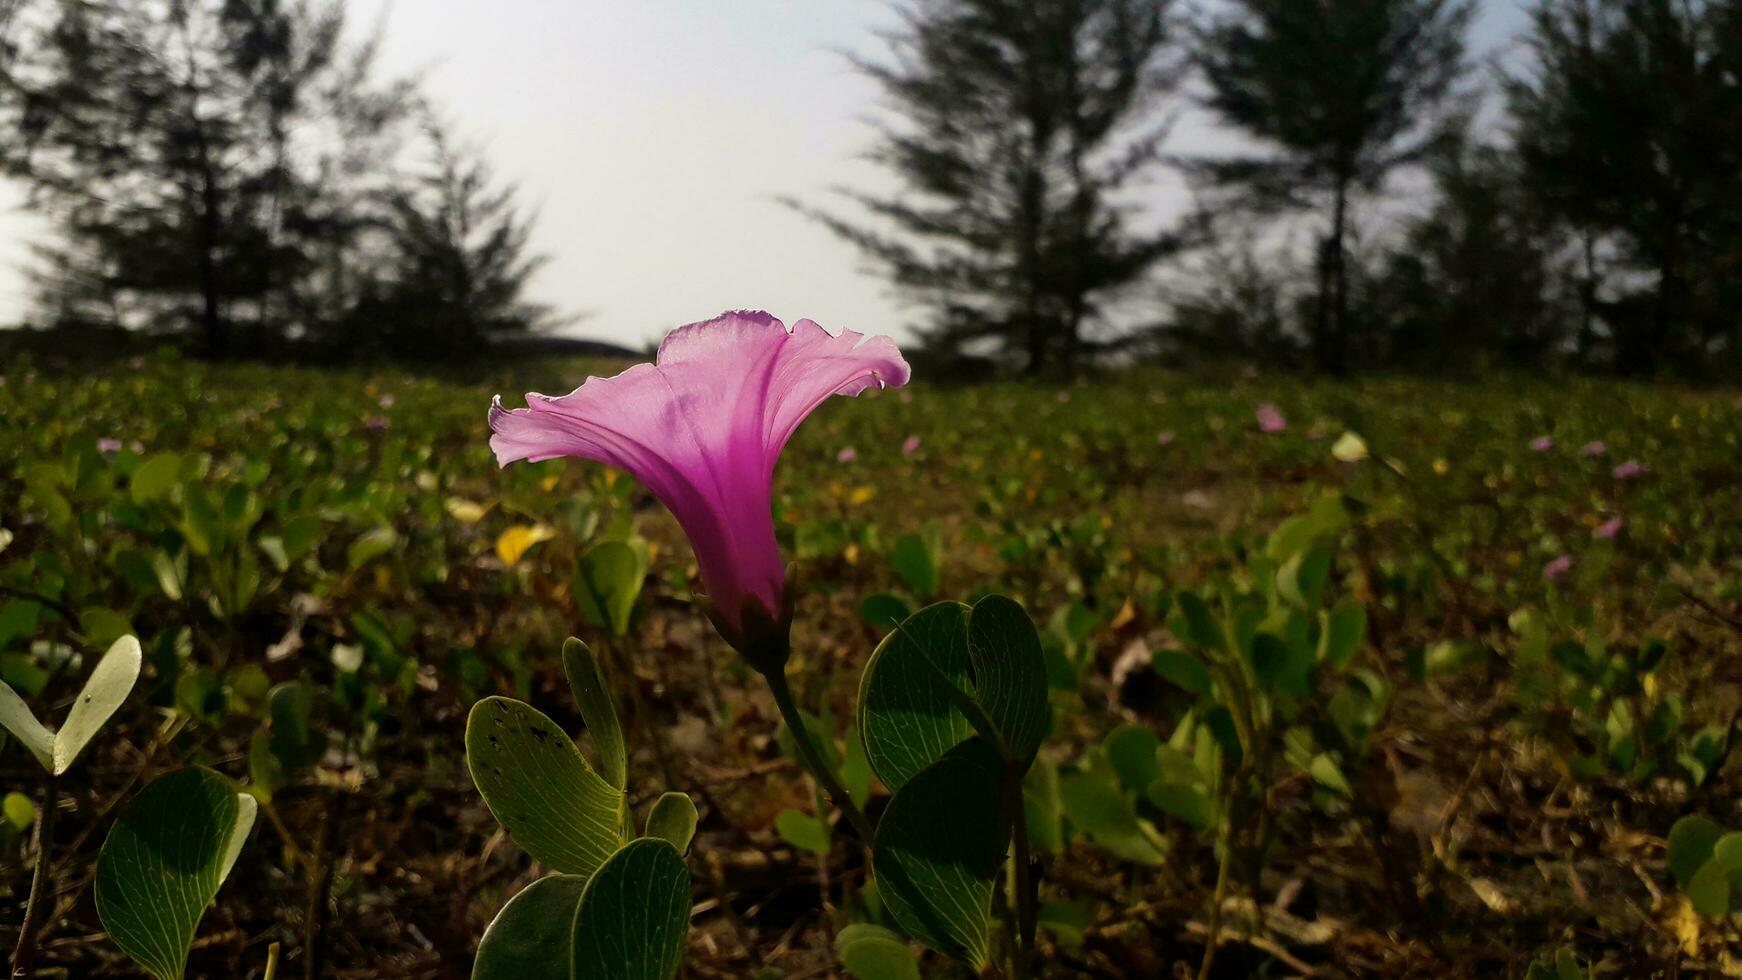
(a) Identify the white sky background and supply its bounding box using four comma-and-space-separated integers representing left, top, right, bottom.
0, 0, 1533, 349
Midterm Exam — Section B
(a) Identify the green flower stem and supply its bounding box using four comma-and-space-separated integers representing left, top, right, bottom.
761, 666, 877, 845
1005, 773, 1036, 980
11, 773, 57, 978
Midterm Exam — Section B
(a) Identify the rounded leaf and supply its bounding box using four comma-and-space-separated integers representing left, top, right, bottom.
570, 838, 692, 980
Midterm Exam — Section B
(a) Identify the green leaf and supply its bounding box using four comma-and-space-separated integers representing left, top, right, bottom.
858, 593, 912, 632
1151, 649, 1211, 697
0, 679, 53, 771
54, 634, 142, 774
1318, 597, 1366, 667
1104, 725, 1162, 795
267, 681, 323, 770
872, 741, 1007, 969
95, 767, 256, 980
472, 875, 585, 980
1059, 770, 1165, 866
569, 838, 691, 980
1276, 550, 1332, 609
346, 526, 398, 571
562, 638, 627, 791
645, 792, 698, 855
964, 594, 1049, 765
130, 453, 183, 506
857, 601, 975, 791
1688, 859, 1731, 917
574, 541, 646, 637
3, 792, 34, 832
888, 533, 938, 597
1668, 814, 1723, 889
465, 697, 626, 879
1171, 592, 1223, 652
835, 924, 920, 980
776, 809, 831, 855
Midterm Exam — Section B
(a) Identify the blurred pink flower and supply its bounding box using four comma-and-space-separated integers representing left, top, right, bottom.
1156, 430, 1176, 446
378, 393, 396, 408
96, 438, 123, 454
836, 446, 858, 463
1529, 435, 1554, 452
365, 415, 390, 431
1543, 554, 1574, 582
1612, 459, 1645, 480
1579, 440, 1605, 457
1056, 391, 1071, 404
489, 310, 909, 636
1256, 403, 1287, 433
1594, 516, 1624, 540
902, 435, 921, 456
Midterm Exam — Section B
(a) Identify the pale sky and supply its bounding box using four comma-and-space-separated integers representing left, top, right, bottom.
0, 0, 1531, 349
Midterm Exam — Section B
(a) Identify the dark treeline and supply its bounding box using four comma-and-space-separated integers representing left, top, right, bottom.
0, 0, 553, 362
2, 0, 1740, 377
807, 0, 1742, 378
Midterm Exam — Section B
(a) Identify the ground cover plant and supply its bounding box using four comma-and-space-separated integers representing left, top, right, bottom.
1, 328, 1740, 977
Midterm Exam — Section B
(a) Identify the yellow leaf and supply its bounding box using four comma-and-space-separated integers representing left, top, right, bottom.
540, 476, 560, 492
1672, 895, 1701, 955
444, 497, 490, 524
844, 543, 860, 565
848, 486, 875, 506
1109, 599, 1136, 630
496, 524, 555, 566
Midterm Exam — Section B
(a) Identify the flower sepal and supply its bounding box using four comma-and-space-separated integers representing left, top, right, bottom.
703, 588, 793, 677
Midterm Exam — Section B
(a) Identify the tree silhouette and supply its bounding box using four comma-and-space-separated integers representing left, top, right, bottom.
1190, 0, 1474, 374
793, 0, 1182, 375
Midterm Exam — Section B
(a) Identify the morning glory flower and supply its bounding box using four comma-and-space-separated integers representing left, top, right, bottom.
96, 438, 123, 454
1594, 516, 1624, 540
1543, 554, 1573, 582
836, 446, 858, 464
902, 435, 921, 456
1579, 440, 1606, 457
488, 310, 909, 662
1612, 459, 1645, 480
1529, 435, 1553, 452
1256, 403, 1287, 433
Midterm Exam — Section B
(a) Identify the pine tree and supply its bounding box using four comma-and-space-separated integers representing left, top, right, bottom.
793, 0, 1181, 375
1190, 0, 1474, 374
353, 119, 555, 360
0, 0, 414, 355
1506, 0, 1742, 375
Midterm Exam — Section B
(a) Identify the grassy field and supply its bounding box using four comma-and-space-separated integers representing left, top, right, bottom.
2, 353, 1741, 977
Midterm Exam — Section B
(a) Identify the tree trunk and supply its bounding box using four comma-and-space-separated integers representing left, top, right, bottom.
1326, 175, 1351, 376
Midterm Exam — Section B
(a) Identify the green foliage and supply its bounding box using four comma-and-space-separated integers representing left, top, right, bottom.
857, 595, 1049, 968
473, 875, 585, 980
834, 924, 921, 980
568, 838, 691, 980
0, 634, 140, 775
94, 767, 257, 980
1668, 814, 1742, 918
465, 697, 627, 879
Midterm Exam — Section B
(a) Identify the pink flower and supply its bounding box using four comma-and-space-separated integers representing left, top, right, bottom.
488, 310, 909, 648
1256, 403, 1287, 433
902, 435, 921, 456
1594, 516, 1624, 540
1156, 430, 1175, 446
1612, 459, 1645, 480
1529, 435, 1554, 452
1579, 440, 1605, 457
836, 446, 858, 464
96, 438, 123, 454
378, 393, 396, 408
365, 415, 390, 431
1543, 554, 1573, 582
